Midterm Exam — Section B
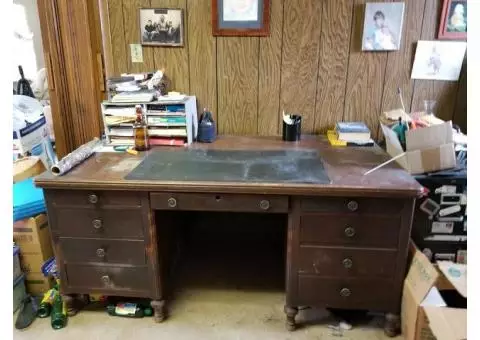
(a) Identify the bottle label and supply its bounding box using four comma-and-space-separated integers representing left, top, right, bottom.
115, 303, 137, 316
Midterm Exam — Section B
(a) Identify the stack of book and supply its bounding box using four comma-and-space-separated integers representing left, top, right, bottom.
328, 122, 374, 147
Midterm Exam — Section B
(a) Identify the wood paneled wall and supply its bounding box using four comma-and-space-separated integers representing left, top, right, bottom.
104, 0, 467, 138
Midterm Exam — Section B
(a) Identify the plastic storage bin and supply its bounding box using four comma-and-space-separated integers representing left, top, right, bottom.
13, 245, 22, 282
13, 274, 27, 313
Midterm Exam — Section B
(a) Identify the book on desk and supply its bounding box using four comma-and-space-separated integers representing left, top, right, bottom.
328, 122, 374, 147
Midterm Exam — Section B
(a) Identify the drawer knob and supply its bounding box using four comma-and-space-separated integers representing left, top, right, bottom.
340, 288, 351, 297
347, 200, 358, 211
344, 226, 356, 238
342, 258, 353, 269
88, 194, 99, 204
167, 197, 177, 208
101, 275, 111, 285
96, 248, 106, 258
259, 200, 270, 210
92, 219, 103, 230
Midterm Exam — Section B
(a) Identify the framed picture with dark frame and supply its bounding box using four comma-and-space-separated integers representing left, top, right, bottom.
439, 0, 467, 40
139, 8, 184, 47
212, 0, 270, 36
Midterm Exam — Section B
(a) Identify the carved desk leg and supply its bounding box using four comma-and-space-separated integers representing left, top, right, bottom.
384, 313, 400, 337
151, 300, 167, 323
62, 294, 78, 317
284, 305, 299, 331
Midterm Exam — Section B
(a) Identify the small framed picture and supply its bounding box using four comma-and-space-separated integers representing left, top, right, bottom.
139, 8, 184, 47
362, 2, 405, 51
439, 0, 467, 40
212, 0, 270, 36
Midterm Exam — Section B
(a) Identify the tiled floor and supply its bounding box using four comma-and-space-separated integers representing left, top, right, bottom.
14, 288, 399, 340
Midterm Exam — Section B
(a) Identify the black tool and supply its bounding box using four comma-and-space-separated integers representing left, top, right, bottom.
16, 65, 35, 98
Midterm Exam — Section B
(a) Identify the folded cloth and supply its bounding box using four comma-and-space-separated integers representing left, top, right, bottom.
13, 178, 45, 221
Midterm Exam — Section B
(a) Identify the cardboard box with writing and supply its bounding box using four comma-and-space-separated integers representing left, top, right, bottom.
25, 272, 54, 296
13, 214, 53, 274
402, 243, 466, 340
381, 121, 456, 174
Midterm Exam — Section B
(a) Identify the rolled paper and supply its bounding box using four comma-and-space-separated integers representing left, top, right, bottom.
51, 138, 101, 176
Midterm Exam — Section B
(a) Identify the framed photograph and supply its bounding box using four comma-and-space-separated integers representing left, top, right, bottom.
139, 8, 184, 47
411, 41, 466, 81
362, 2, 405, 51
439, 0, 467, 40
212, 0, 270, 36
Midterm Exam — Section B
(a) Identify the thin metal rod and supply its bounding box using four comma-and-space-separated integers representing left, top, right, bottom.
364, 153, 406, 176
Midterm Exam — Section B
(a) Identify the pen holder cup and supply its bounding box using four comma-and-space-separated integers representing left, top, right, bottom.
282, 115, 302, 142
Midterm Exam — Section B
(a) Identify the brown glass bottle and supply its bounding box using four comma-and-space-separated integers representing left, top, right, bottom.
134, 105, 149, 151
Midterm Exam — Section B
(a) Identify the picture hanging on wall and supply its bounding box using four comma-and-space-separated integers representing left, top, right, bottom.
362, 2, 405, 51
439, 0, 467, 40
212, 0, 270, 36
411, 41, 466, 81
139, 8, 184, 47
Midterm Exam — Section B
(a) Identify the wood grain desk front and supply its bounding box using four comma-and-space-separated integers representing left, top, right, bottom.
35, 136, 422, 335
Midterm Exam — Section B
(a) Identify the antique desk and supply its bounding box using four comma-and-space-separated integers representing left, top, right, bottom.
35, 136, 422, 335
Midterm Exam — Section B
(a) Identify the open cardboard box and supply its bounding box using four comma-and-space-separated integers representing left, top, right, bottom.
380, 121, 456, 174
402, 243, 467, 340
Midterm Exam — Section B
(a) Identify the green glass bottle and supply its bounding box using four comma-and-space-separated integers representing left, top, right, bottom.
37, 288, 58, 318
106, 302, 152, 318
50, 295, 67, 330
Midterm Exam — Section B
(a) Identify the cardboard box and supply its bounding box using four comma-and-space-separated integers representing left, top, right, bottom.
25, 272, 54, 296
13, 214, 53, 274
401, 243, 466, 340
381, 121, 456, 174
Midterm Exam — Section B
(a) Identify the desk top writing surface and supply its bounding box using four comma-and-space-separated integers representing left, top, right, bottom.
35, 136, 422, 197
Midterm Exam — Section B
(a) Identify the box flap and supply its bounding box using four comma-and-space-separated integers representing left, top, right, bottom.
406, 121, 453, 151
437, 261, 467, 298
405, 143, 456, 174
381, 124, 404, 153
423, 307, 467, 340
405, 246, 439, 304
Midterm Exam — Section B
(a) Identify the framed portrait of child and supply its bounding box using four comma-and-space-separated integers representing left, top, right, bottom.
362, 2, 405, 51
439, 0, 467, 40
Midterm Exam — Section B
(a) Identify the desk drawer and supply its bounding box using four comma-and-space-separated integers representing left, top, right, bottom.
299, 214, 400, 248
60, 238, 146, 265
300, 197, 404, 215
48, 190, 142, 208
297, 276, 394, 310
54, 208, 144, 239
298, 246, 397, 278
65, 264, 150, 292
151, 192, 289, 213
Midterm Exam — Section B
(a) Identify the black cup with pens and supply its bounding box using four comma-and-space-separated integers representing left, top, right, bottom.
282, 112, 302, 142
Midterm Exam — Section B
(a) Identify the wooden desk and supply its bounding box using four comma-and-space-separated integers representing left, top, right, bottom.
35, 136, 422, 335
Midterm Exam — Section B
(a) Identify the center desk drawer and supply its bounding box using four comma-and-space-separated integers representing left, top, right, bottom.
65, 264, 150, 293
151, 192, 289, 213
60, 238, 146, 265
300, 214, 400, 248
54, 208, 145, 239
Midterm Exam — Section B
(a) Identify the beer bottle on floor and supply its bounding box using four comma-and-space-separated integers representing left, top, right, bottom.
50, 295, 67, 329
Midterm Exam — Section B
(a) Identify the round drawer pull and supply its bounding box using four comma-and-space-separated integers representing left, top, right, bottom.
347, 200, 358, 212
340, 288, 351, 297
88, 194, 99, 204
344, 226, 356, 238
96, 248, 106, 258
167, 197, 177, 208
259, 200, 270, 210
101, 275, 111, 285
342, 258, 353, 269
92, 219, 103, 230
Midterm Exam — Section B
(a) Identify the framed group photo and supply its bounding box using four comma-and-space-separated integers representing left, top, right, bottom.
139, 8, 184, 46
212, 0, 270, 36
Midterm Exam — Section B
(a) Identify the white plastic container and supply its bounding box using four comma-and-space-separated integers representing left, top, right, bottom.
13, 274, 27, 313
13, 245, 22, 282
